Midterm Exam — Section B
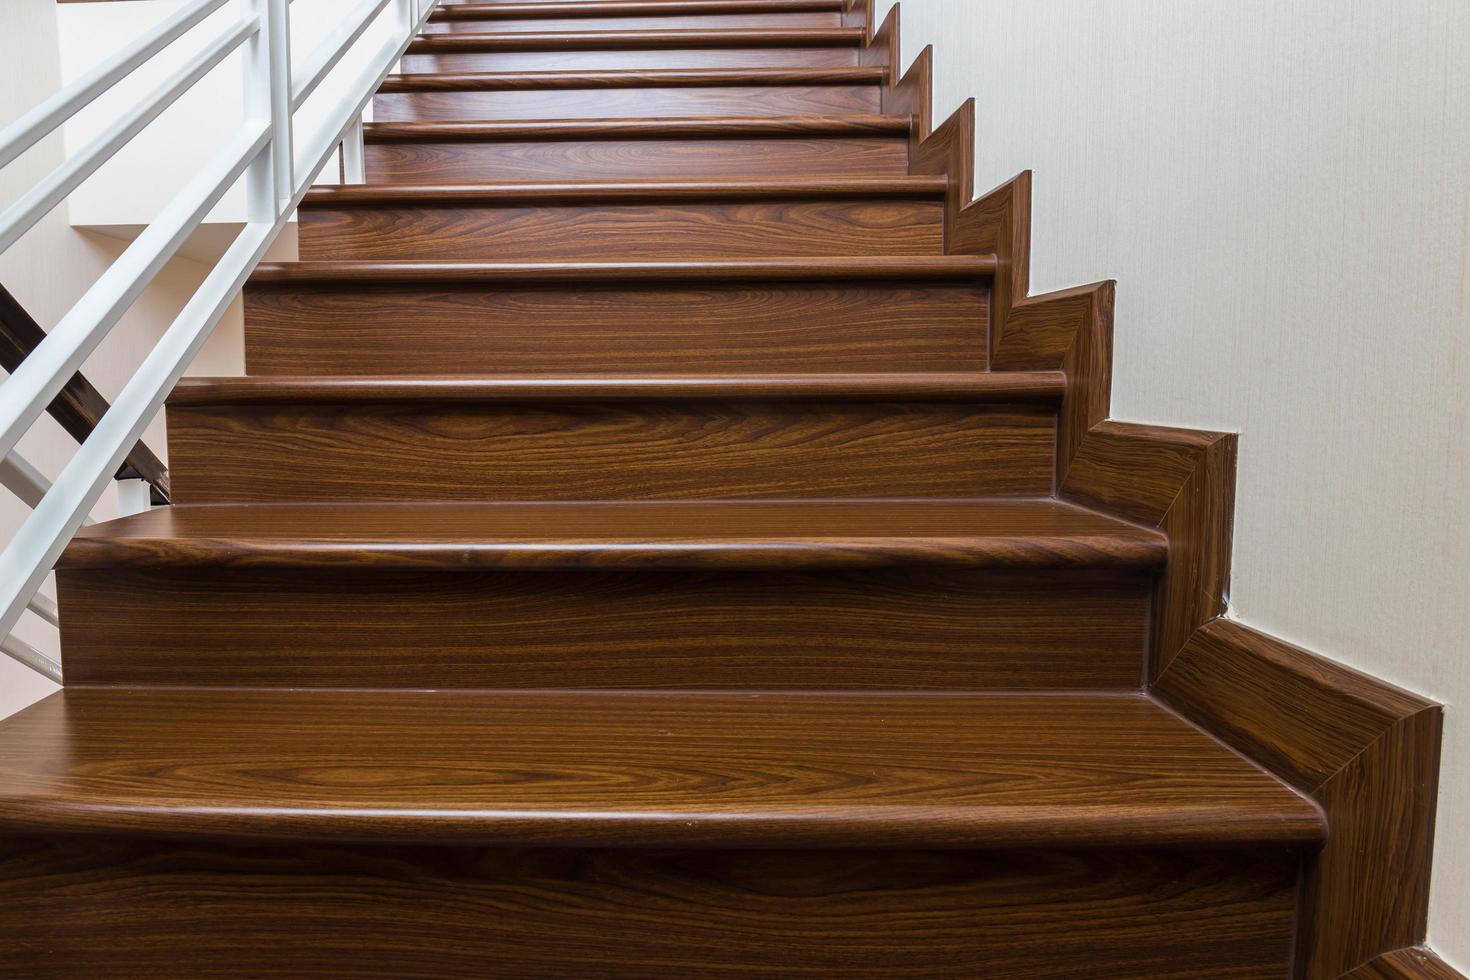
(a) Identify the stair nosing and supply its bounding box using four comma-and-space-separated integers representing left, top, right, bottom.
361, 114, 912, 141
378, 67, 887, 91
60, 499, 1168, 573
430, 0, 849, 20
300, 176, 950, 206
0, 688, 1327, 850
168, 372, 1067, 406
405, 27, 868, 52
244, 257, 995, 285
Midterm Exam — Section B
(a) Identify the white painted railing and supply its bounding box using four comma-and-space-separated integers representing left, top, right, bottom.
0, 0, 439, 683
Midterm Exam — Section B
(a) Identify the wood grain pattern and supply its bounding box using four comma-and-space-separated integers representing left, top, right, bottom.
429, 0, 846, 16
164, 398, 1054, 501
363, 115, 911, 140
59, 564, 1155, 690
245, 256, 988, 282
432, 0, 849, 18
422, 14, 845, 32
0, 689, 1321, 847
364, 136, 909, 181
372, 84, 880, 120
63, 499, 1155, 569
376, 67, 887, 88
405, 28, 866, 52
1347, 949, 1467, 980
243, 279, 989, 375
301, 199, 943, 260
1155, 618, 1444, 979
397, 47, 861, 72
0, 837, 1302, 978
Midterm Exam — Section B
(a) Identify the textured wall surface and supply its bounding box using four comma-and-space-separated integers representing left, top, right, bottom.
879, 0, 1469, 966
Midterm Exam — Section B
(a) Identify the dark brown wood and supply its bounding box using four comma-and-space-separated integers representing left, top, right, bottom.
424, 13, 845, 33
398, 46, 862, 72
364, 135, 909, 181
302, 176, 948, 202
243, 275, 989, 375
405, 28, 866, 52
1155, 618, 1444, 979
0, 688, 1321, 846
373, 84, 880, 120
0, 283, 170, 501
60, 564, 1155, 690
245, 255, 992, 282
0, 837, 1302, 978
1347, 949, 1467, 980
363, 114, 911, 140
164, 400, 1052, 501
63, 498, 1156, 569
377, 66, 887, 88
432, 1, 848, 18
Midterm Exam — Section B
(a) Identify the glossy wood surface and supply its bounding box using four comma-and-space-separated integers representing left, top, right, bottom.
433, 0, 848, 18
405, 27, 865, 52
397, 47, 861, 72
422, 13, 844, 31
1348, 949, 1467, 980
243, 280, 989, 375
363, 115, 911, 139
64, 499, 1159, 569
0, 688, 1320, 847
373, 84, 879, 120
0, 838, 1301, 978
165, 403, 1051, 502
59, 565, 1154, 690
377, 66, 887, 88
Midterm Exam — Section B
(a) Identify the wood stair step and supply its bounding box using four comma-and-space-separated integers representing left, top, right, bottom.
373, 68, 884, 121
431, 1, 850, 19
63, 498, 1149, 571
56, 500, 1164, 690
423, 11, 845, 33
377, 67, 888, 89
362, 115, 911, 180
0, 688, 1323, 848
242, 260, 992, 375
164, 373, 1050, 502
405, 28, 867, 53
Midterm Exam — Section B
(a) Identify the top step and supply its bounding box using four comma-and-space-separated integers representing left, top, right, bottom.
406, 28, 867, 53
432, 1, 850, 17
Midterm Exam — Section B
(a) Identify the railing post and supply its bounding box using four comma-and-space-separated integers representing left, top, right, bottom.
243, 0, 293, 219
114, 477, 152, 517
341, 117, 366, 184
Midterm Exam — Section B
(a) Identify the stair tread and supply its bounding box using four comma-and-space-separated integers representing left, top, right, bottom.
0, 688, 1324, 848
362, 115, 912, 140
379, 67, 886, 90
432, 1, 849, 18
61, 498, 1164, 571
246, 256, 993, 284
301, 176, 948, 205
407, 28, 867, 51
168, 371, 1065, 404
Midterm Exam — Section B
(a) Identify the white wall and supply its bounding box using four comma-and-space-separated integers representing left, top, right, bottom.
879, 0, 1469, 966
1, 0, 248, 718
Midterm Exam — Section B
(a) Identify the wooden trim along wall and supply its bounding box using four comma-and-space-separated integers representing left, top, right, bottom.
1347, 948, 1467, 980
869, 7, 1453, 978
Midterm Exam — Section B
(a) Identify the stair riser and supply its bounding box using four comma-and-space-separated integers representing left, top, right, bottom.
60, 567, 1146, 690
371, 85, 879, 121
421, 14, 843, 30
363, 137, 909, 181
398, 49, 860, 71
243, 280, 987, 373
165, 400, 1052, 502
0, 838, 1300, 979
297, 199, 944, 261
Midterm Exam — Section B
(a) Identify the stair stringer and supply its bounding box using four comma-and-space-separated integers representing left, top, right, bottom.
875, 16, 1449, 980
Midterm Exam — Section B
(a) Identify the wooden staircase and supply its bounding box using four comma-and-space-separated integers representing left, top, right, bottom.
0, 1, 1378, 976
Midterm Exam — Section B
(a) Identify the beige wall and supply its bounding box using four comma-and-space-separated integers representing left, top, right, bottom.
0, 0, 246, 718
879, 0, 1470, 966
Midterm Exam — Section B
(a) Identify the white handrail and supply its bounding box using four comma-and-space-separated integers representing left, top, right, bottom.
0, 0, 441, 678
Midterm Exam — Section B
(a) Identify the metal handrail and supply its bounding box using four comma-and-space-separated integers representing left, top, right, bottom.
0, 0, 440, 681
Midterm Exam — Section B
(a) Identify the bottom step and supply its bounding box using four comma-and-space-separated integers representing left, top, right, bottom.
0, 690, 1320, 977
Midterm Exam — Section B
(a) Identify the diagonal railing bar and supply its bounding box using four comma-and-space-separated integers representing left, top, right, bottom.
0, 0, 441, 678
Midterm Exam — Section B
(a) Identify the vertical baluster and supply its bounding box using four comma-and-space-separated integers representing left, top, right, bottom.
243, 0, 293, 218
341, 117, 366, 184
